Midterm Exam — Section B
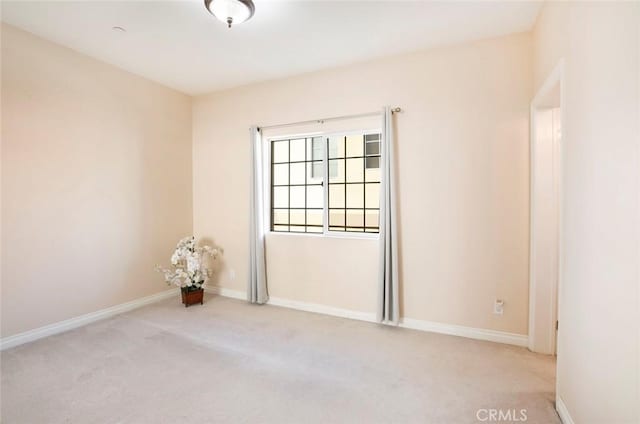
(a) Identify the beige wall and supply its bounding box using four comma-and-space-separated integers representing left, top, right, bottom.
533, 2, 639, 423
193, 32, 532, 335
1, 24, 193, 337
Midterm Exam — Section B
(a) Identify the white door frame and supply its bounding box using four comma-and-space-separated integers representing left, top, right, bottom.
528, 59, 565, 355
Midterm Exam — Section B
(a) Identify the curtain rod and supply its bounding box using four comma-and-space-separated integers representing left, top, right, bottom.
257, 107, 402, 132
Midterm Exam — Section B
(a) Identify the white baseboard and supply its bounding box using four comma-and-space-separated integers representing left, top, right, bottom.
268, 296, 378, 323
0, 288, 179, 351
400, 318, 528, 347
205, 286, 528, 347
205, 286, 377, 323
555, 395, 575, 424
205, 286, 245, 300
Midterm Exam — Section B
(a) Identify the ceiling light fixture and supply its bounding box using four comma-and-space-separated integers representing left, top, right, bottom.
204, 0, 255, 28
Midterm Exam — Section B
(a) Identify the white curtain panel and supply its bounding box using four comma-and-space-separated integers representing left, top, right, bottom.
248, 127, 268, 304
377, 107, 400, 324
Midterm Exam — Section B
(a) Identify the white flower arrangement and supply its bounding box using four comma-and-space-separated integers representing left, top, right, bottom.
156, 236, 219, 291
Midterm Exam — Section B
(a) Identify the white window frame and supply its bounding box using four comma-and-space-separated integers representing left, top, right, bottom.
264, 128, 381, 239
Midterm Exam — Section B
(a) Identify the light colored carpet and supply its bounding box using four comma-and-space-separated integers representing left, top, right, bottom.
1, 295, 559, 423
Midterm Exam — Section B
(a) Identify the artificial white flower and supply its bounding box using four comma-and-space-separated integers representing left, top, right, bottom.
155, 236, 220, 289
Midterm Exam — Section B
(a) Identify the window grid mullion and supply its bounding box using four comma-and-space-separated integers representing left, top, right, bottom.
273, 183, 323, 187
362, 136, 366, 233
292, 154, 382, 163
304, 138, 307, 232
288, 139, 291, 232
343, 137, 347, 232
270, 139, 274, 232
323, 137, 329, 234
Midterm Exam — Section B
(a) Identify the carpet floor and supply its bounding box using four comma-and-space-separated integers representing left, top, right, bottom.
1, 295, 559, 423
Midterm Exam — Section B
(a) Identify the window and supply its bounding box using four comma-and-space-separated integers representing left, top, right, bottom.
270, 131, 381, 234
271, 137, 324, 234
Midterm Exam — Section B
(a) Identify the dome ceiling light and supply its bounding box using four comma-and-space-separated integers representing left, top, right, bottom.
204, 0, 256, 28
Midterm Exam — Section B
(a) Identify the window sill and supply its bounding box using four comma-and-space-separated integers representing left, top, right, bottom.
267, 231, 379, 241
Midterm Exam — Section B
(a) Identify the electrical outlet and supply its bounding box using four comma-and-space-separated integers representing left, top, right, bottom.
229, 269, 236, 281
493, 299, 504, 315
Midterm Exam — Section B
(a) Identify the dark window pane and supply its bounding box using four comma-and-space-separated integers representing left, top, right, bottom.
365, 141, 380, 156
364, 134, 380, 142
365, 156, 380, 170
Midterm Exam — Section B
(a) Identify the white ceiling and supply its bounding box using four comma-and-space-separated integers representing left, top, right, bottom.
1, 0, 542, 95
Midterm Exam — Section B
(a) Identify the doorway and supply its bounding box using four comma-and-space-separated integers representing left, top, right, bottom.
529, 60, 564, 356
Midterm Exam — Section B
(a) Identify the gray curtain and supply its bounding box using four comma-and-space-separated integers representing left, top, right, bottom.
248, 127, 268, 304
377, 107, 399, 324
